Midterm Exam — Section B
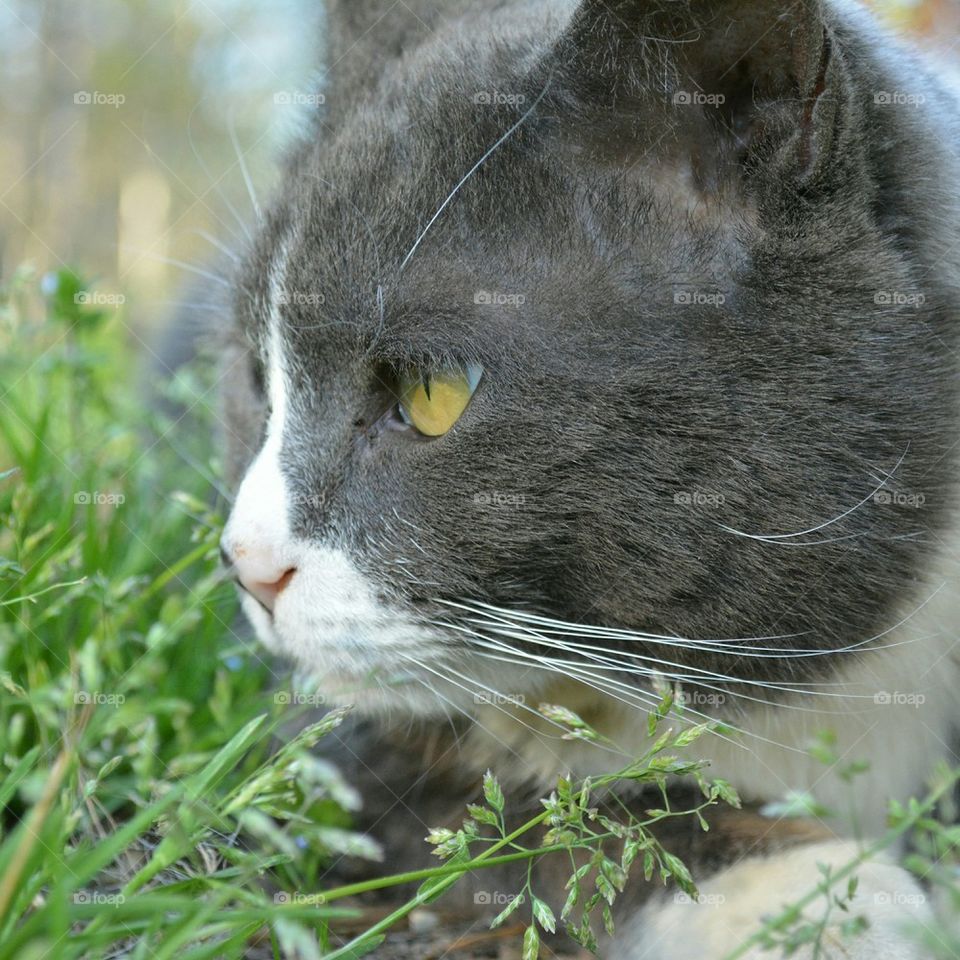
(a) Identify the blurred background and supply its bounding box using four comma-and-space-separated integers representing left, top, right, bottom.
0, 0, 958, 339
0, 0, 320, 335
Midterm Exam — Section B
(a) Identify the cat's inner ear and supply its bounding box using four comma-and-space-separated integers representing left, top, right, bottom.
553, 0, 846, 192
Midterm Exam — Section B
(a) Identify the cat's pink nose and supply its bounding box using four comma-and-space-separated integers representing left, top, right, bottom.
221, 541, 297, 613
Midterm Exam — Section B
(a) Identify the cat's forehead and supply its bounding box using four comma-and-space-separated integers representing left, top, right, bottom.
238, 22, 751, 360
261, 127, 556, 346
243, 141, 737, 382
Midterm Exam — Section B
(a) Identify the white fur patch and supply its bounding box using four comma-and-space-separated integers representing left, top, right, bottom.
688, 601, 960, 833
616, 840, 933, 960
222, 240, 299, 583
224, 238, 453, 713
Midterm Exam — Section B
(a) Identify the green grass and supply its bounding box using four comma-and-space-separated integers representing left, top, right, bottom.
0, 268, 373, 959
1, 267, 958, 960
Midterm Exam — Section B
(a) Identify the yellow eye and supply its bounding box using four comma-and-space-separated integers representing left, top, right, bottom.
397, 364, 483, 436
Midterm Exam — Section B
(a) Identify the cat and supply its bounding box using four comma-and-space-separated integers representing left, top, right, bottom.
213, 0, 960, 956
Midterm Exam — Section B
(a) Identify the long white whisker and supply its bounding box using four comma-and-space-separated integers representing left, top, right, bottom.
227, 109, 262, 224
399, 71, 555, 272
464, 617, 929, 664
719, 446, 909, 542
406, 673, 463, 747
398, 651, 621, 756
436, 596, 940, 660
187, 101, 253, 243
120, 246, 231, 288
467, 644, 804, 757
465, 642, 772, 753
436, 599, 808, 652
461, 613, 808, 658
459, 627, 868, 714
438, 611, 855, 696
189, 227, 242, 264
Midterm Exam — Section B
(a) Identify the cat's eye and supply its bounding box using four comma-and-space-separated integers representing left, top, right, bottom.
396, 364, 483, 437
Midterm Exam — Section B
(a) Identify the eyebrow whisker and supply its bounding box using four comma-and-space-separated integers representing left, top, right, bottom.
398, 70, 555, 273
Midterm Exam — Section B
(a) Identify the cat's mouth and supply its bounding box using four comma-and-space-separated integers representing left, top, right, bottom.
237, 586, 465, 708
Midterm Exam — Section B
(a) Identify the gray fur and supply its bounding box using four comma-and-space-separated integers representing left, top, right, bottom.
225, 0, 960, 688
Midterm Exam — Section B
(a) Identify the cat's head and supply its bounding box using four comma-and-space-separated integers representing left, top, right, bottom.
220, 0, 956, 719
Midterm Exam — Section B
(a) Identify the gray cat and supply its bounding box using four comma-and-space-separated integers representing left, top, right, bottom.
215, 1, 960, 956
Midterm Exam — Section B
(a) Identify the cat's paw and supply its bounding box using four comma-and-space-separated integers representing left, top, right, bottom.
614, 840, 931, 960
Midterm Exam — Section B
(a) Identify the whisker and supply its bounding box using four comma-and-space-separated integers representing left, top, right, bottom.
465, 618, 926, 668
718, 446, 909, 543
458, 627, 869, 714
119, 246, 231, 288
399, 651, 578, 743
398, 652, 624, 762
436, 597, 939, 660
436, 599, 809, 652
187, 101, 254, 243
227, 109, 262, 224
399, 70, 555, 272
466, 644, 805, 757
406, 672, 463, 748
189, 227, 243, 264
465, 642, 761, 752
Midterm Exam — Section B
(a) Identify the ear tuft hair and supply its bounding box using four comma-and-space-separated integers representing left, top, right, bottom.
552, 0, 854, 189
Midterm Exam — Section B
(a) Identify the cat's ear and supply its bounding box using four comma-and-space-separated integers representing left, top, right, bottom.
552, 0, 848, 187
